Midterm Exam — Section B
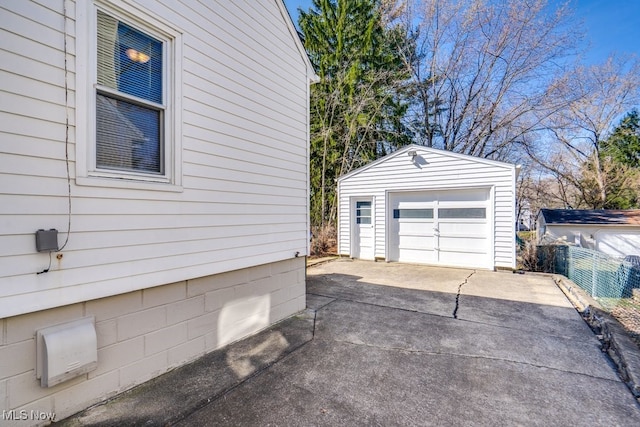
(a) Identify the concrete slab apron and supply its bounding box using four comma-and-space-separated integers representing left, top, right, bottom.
181, 260, 640, 426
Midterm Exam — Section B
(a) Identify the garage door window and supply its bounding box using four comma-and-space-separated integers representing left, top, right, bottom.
439, 208, 486, 219
356, 201, 371, 224
393, 209, 434, 219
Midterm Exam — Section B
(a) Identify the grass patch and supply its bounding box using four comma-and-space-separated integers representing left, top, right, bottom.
517, 231, 535, 240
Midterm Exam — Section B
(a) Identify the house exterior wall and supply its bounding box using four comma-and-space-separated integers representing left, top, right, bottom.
540, 224, 585, 246
337, 146, 516, 269
1, 0, 312, 318
1, 0, 313, 422
0, 257, 305, 424
536, 215, 547, 237
542, 224, 640, 258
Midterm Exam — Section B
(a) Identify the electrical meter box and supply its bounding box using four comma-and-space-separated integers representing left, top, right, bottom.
36, 229, 58, 252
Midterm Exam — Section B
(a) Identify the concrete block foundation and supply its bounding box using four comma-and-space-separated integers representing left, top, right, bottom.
0, 257, 305, 426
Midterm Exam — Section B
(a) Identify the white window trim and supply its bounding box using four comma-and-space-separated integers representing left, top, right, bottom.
76, 0, 183, 192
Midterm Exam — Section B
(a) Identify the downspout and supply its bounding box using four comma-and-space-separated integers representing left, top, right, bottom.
512, 164, 520, 269
306, 74, 313, 257
307, 71, 319, 257
337, 178, 342, 256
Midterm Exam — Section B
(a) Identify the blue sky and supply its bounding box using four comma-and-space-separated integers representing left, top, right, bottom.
573, 0, 640, 64
282, 0, 640, 65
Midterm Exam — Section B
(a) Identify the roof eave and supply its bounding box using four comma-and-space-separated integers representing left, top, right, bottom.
276, 0, 319, 83
338, 144, 515, 182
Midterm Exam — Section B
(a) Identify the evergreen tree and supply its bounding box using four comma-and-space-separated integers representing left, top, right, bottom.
579, 154, 639, 209
300, 0, 410, 229
600, 109, 640, 168
595, 110, 640, 209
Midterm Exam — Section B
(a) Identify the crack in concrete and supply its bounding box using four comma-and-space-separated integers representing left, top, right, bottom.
311, 308, 318, 339
306, 297, 340, 339
337, 339, 621, 383
453, 270, 476, 319
306, 294, 337, 311
307, 291, 421, 314
307, 291, 588, 341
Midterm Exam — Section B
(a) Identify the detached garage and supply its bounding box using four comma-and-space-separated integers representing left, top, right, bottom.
537, 209, 640, 258
337, 145, 517, 270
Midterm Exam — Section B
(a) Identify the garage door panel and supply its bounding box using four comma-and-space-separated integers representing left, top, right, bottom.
439, 232, 487, 241
439, 251, 486, 267
397, 248, 436, 263
399, 235, 435, 250
437, 189, 488, 202
390, 189, 491, 268
394, 193, 438, 204
439, 235, 487, 252
438, 222, 485, 234
399, 221, 434, 233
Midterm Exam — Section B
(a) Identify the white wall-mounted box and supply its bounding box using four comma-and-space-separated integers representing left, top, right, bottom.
36, 317, 98, 388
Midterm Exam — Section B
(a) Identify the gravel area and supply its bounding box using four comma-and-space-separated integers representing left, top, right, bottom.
597, 293, 640, 350
610, 302, 640, 349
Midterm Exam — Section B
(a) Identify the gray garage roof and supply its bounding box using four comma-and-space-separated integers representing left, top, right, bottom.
539, 209, 640, 226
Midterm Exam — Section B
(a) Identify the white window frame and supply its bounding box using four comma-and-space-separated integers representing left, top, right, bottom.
76, 0, 183, 191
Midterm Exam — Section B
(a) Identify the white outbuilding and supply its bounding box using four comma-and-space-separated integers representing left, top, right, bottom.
537, 209, 640, 258
337, 145, 517, 270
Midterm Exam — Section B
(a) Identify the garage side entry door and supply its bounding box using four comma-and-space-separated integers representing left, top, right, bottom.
351, 197, 374, 260
389, 189, 491, 268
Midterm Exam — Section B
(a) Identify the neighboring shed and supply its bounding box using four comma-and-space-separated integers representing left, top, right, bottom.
337, 145, 517, 270
0, 0, 316, 421
537, 209, 640, 258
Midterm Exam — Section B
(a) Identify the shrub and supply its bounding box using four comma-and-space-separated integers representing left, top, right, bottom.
310, 225, 337, 256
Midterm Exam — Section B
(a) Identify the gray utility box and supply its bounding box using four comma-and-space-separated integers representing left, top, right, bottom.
36, 229, 58, 252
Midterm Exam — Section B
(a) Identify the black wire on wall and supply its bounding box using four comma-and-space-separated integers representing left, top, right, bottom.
58, 0, 72, 252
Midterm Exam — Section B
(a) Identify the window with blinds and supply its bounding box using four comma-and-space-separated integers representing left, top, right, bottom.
96, 10, 164, 174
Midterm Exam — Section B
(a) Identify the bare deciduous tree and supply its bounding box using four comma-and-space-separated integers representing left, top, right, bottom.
394, 0, 580, 159
529, 55, 640, 208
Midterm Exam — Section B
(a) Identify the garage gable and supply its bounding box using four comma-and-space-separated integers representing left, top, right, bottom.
337, 145, 516, 270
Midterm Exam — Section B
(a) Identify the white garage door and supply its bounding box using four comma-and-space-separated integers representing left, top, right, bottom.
389, 189, 491, 269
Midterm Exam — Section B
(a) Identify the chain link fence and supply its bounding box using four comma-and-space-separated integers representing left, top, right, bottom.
538, 244, 640, 299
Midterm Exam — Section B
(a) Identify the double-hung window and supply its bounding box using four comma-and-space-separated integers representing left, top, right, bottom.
96, 10, 163, 174
77, 1, 182, 189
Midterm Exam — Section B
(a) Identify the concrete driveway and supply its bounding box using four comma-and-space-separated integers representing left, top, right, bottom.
63, 259, 640, 426
181, 259, 640, 426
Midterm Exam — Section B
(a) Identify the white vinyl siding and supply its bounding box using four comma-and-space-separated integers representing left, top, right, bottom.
0, 0, 315, 318
542, 224, 640, 258
338, 146, 516, 270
